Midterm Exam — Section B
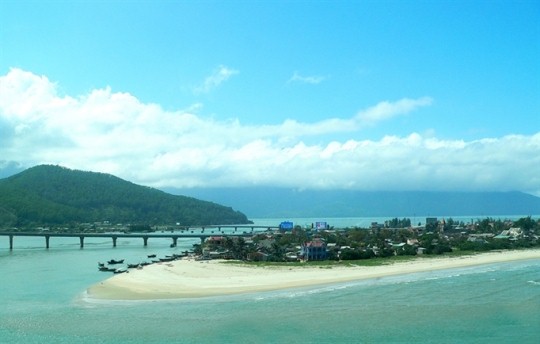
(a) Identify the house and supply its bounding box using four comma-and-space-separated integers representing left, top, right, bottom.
467, 233, 493, 243
257, 237, 276, 250
508, 227, 523, 237
206, 236, 225, 246
300, 239, 327, 261
407, 238, 419, 246
248, 251, 269, 262
285, 252, 298, 261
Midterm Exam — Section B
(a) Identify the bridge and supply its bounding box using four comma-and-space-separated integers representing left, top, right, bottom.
0, 225, 279, 250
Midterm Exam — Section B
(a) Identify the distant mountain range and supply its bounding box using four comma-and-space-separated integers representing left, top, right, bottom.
0, 165, 250, 226
165, 187, 540, 218
2, 165, 538, 227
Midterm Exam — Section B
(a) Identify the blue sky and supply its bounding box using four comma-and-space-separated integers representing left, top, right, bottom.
1, 1, 539, 195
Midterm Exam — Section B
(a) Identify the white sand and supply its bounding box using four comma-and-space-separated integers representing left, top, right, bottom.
87, 249, 540, 300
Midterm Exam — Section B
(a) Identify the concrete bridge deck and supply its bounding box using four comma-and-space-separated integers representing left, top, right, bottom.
0, 225, 278, 249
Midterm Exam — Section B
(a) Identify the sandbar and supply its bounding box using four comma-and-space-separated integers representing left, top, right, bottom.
87, 249, 540, 300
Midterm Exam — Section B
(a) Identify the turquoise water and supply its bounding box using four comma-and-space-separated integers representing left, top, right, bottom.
1, 223, 539, 343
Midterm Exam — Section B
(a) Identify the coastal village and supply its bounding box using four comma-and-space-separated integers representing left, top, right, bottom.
197, 216, 539, 262
3, 216, 538, 271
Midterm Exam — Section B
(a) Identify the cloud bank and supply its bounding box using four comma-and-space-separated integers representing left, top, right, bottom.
1, 68, 539, 195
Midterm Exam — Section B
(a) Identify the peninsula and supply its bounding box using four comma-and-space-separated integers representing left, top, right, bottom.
87, 249, 540, 300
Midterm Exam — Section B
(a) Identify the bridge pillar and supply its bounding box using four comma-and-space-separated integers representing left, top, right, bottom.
171, 237, 178, 247
200, 237, 205, 244
45, 235, 50, 249
9, 235, 13, 250
143, 236, 148, 246
79, 236, 84, 248
112, 236, 117, 247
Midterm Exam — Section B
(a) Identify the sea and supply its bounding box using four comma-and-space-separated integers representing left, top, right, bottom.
1, 216, 539, 343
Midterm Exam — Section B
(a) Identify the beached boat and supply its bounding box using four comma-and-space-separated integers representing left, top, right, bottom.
114, 267, 128, 274
159, 256, 175, 262
127, 263, 140, 269
98, 266, 116, 272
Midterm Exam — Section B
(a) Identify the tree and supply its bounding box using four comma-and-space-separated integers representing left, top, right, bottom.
232, 237, 248, 260
515, 216, 535, 231
192, 244, 202, 255
397, 244, 417, 256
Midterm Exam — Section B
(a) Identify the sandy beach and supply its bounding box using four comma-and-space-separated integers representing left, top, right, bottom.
87, 249, 540, 300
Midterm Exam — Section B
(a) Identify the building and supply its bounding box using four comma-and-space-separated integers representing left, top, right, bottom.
279, 221, 294, 231
300, 239, 328, 261
315, 221, 328, 231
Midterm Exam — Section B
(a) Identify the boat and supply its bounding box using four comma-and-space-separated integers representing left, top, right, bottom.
147, 254, 156, 258
159, 256, 175, 262
127, 263, 140, 269
114, 267, 128, 274
107, 259, 124, 264
98, 266, 116, 272
98, 262, 105, 267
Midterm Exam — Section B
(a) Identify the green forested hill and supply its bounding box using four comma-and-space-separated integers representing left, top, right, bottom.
0, 165, 250, 227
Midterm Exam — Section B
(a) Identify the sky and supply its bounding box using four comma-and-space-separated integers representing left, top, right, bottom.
1, 0, 539, 195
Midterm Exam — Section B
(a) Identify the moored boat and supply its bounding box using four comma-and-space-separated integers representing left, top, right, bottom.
114, 267, 128, 274
98, 266, 116, 272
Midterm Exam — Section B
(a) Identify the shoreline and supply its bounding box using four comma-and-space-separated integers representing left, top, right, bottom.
87, 249, 540, 300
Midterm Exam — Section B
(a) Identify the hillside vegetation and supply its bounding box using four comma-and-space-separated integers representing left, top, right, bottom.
0, 165, 250, 227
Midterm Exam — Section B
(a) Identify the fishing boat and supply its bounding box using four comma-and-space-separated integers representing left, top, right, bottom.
159, 256, 175, 262
98, 266, 116, 272
108, 259, 124, 264
114, 267, 128, 274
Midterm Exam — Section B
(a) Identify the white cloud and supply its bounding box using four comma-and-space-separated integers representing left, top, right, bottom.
288, 71, 327, 84
193, 65, 238, 94
1, 68, 539, 196
357, 97, 433, 124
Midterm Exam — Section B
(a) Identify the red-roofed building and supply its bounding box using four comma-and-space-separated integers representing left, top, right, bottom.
300, 239, 328, 261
